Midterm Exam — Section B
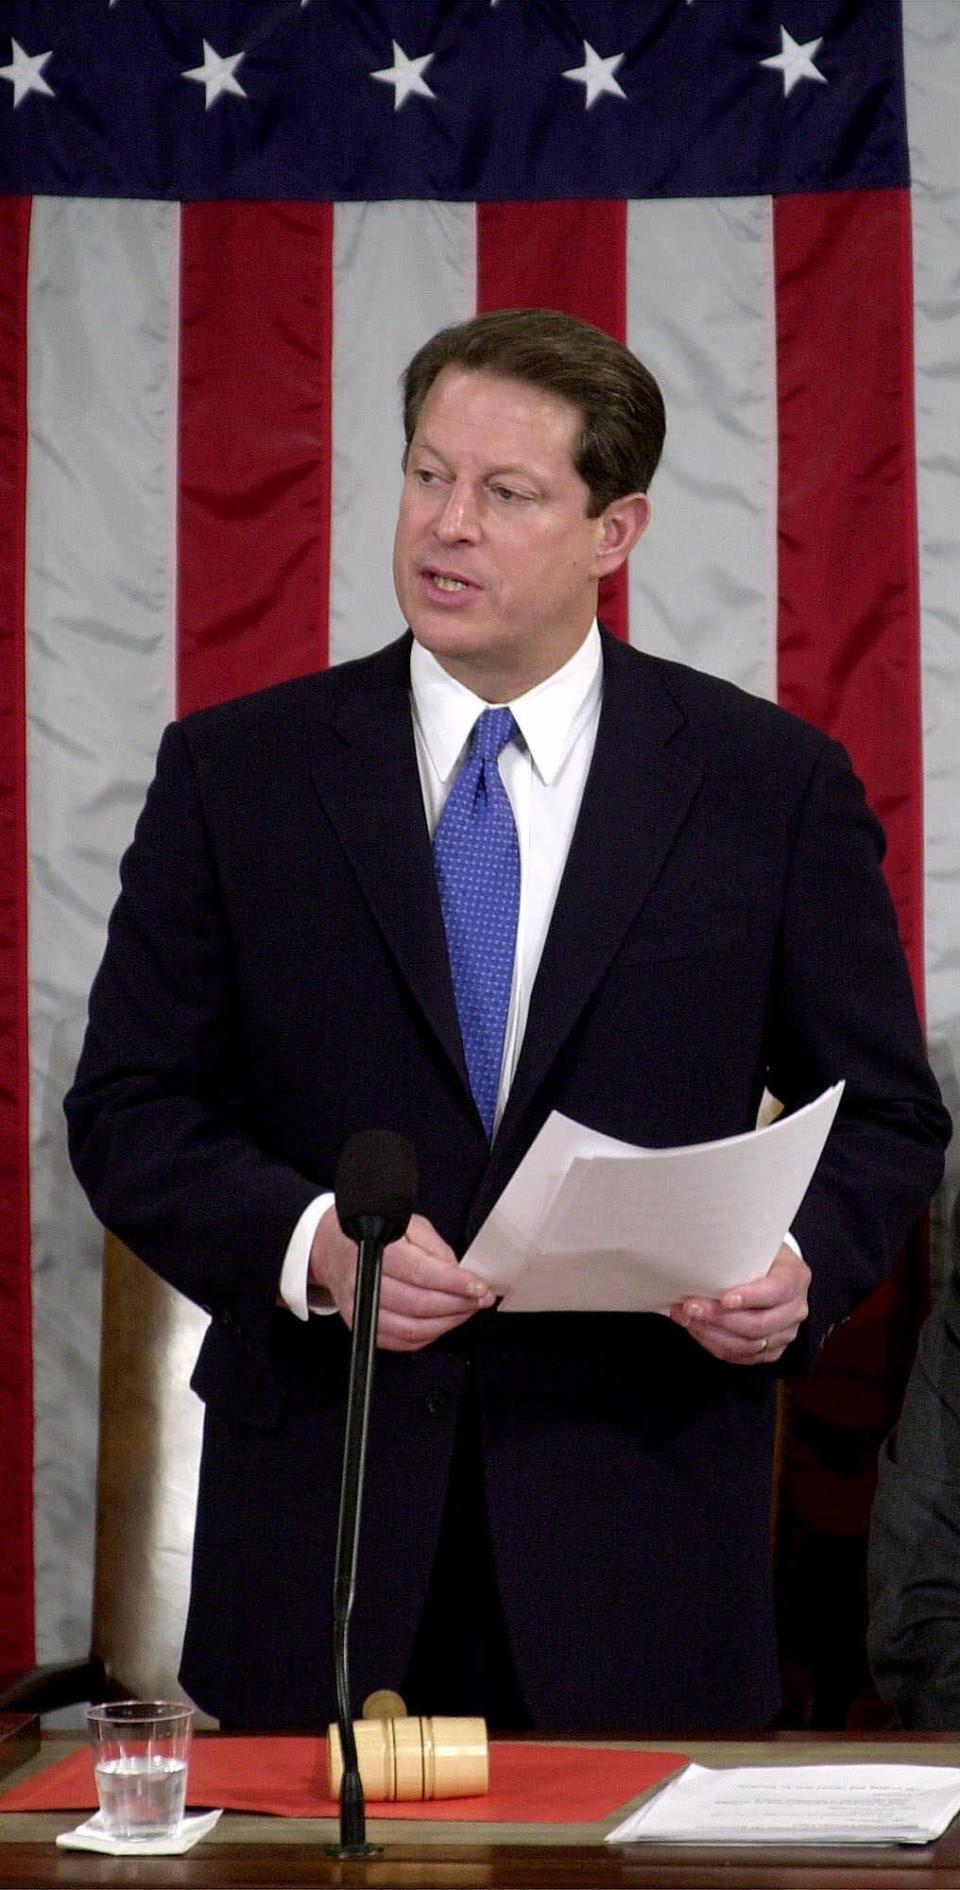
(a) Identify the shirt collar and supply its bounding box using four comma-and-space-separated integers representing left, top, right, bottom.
410, 624, 603, 786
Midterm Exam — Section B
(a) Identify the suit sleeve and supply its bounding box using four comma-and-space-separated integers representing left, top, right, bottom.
764, 737, 950, 1367
867, 1240, 960, 1728
64, 719, 321, 1330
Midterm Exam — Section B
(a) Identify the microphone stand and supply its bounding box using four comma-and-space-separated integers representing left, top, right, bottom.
327, 1215, 386, 1858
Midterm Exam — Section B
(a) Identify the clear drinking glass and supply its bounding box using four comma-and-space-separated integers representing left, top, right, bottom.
87, 1700, 193, 1840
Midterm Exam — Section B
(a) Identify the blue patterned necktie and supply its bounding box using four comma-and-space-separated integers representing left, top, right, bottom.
433, 707, 520, 1140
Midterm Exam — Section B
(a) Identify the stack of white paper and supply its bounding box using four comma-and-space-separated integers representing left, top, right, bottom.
466, 1084, 843, 1313
607, 1764, 960, 1846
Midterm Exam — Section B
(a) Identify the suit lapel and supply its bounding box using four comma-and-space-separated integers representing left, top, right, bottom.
304, 639, 470, 1096
494, 635, 703, 1154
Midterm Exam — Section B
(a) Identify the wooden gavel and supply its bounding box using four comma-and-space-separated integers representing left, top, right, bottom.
327, 1709, 488, 1802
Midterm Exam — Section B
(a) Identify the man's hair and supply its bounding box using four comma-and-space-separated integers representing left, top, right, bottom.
401, 307, 666, 516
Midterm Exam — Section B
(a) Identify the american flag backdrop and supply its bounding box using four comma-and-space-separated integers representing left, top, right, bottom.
0, 0, 958, 1709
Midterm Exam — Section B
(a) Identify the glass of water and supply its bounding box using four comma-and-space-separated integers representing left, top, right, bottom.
87, 1701, 193, 1840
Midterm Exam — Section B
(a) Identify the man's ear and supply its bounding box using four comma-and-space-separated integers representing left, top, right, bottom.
594, 493, 651, 575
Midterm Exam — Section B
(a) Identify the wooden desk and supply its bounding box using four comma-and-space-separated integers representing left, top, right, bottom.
4, 1735, 960, 1888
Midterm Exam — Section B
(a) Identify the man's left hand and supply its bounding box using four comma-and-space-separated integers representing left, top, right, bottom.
669, 1243, 811, 1365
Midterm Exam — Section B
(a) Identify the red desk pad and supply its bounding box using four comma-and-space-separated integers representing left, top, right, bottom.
0, 1737, 684, 1823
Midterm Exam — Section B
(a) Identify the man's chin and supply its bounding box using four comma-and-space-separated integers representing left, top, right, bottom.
409, 616, 487, 663
408, 620, 509, 691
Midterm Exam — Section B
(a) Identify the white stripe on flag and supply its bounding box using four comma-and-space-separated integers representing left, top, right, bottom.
626, 196, 778, 704
329, 202, 476, 667
26, 198, 179, 1658
904, 9, 960, 1255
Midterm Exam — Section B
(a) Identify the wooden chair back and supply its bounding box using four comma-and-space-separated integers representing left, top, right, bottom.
91, 1236, 209, 1712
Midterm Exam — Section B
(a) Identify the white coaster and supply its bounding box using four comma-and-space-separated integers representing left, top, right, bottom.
56, 1809, 222, 1854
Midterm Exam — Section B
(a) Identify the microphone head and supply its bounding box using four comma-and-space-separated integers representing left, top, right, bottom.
335, 1131, 418, 1245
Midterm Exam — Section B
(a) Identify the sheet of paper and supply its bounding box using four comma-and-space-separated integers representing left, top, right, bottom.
464, 1083, 843, 1312
607, 1763, 960, 1846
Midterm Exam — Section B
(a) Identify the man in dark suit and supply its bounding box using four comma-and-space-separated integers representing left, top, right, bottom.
65, 309, 950, 1735
868, 1196, 960, 1727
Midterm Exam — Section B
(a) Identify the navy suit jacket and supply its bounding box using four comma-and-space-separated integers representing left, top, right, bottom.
868, 1198, 960, 1728
66, 630, 949, 1732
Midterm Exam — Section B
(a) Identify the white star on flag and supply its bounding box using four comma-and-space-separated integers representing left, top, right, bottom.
0, 39, 54, 107
760, 27, 827, 97
183, 41, 247, 109
562, 41, 626, 109
371, 42, 436, 110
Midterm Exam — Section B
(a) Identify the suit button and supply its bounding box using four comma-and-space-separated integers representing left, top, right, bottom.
425, 1390, 449, 1420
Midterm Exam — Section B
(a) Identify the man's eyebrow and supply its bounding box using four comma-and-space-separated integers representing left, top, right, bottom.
407, 436, 450, 466
410, 439, 545, 484
485, 464, 544, 483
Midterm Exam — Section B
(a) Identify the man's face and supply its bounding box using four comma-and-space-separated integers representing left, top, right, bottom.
393, 367, 648, 700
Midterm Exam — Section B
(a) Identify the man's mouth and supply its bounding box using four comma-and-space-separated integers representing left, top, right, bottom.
420, 566, 479, 599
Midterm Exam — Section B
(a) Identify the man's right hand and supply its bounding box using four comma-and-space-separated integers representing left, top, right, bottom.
308, 1204, 495, 1353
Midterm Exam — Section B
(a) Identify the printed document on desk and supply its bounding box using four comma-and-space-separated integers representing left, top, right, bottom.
464, 1084, 843, 1313
606, 1763, 960, 1845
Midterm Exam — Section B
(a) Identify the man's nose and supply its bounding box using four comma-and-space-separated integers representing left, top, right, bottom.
435, 481, 481, 543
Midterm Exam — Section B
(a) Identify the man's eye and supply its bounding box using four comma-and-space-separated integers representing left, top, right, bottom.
492, 485, 523, 502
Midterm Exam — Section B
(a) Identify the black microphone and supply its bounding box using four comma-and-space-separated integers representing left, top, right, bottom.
327, 1131, 417, 1858
336, 1129, 418, 1248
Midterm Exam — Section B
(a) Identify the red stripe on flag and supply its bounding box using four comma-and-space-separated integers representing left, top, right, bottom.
476, 202, 629, 643
773, 191, 928, 1708
774, 189, 923, 1003
0, 197, 35, 1676
177, 203, 334, 715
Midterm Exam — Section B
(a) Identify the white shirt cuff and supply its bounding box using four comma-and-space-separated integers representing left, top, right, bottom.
782, 1229, 803, 1260
279, 1192, 337, 1319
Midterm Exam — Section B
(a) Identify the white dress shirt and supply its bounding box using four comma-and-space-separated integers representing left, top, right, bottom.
280, 624, 604, 1318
